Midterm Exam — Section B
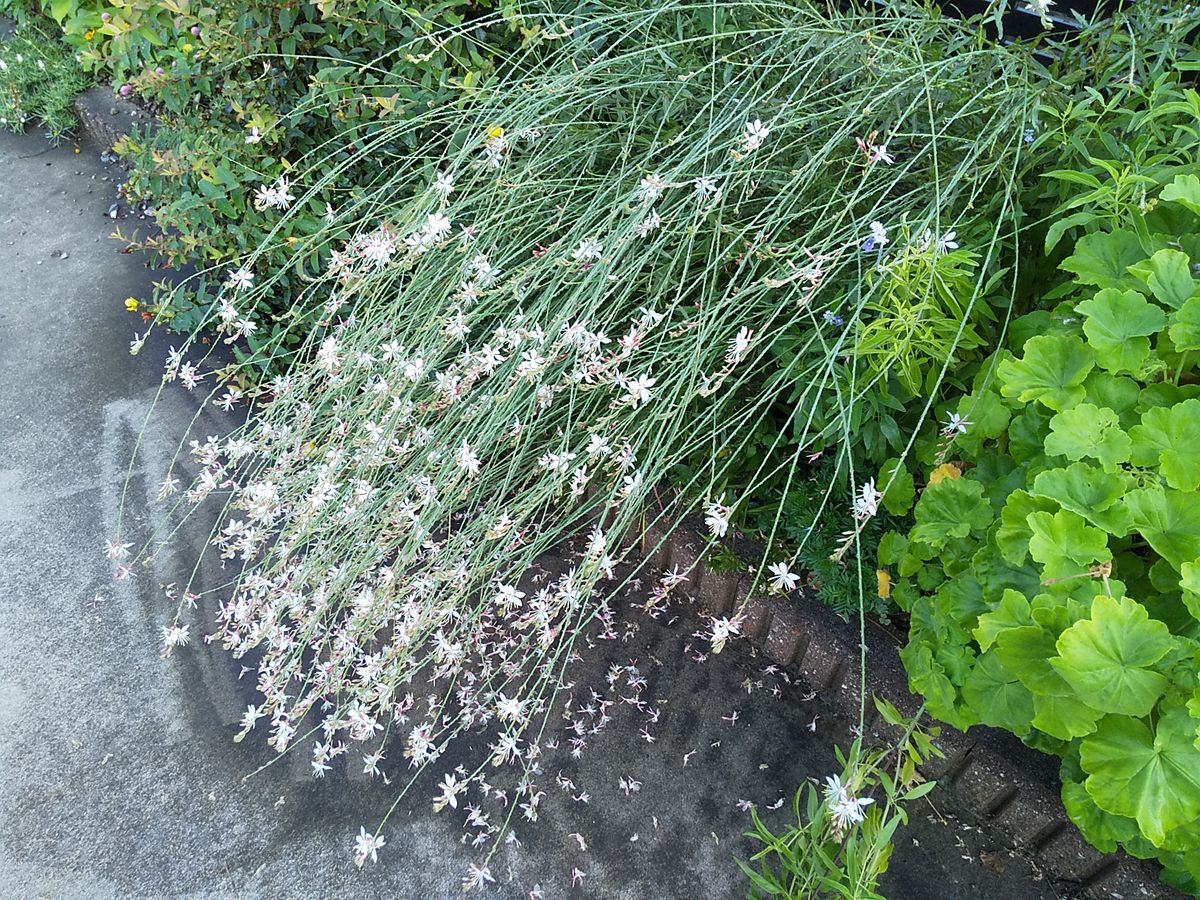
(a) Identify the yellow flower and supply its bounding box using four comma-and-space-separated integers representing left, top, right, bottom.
487, 125, 504, 140
84, 29, 95, 40
124, 297, 139, 312
876, 569, 892, 601
928, 462, 961, 486
182, 42, 193, 53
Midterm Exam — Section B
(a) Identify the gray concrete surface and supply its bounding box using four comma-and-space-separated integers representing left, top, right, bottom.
0, 127, 1065, 900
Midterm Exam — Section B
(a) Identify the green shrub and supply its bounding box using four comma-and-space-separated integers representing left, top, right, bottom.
886, 67, 1200, 892
0, 22, 88, 140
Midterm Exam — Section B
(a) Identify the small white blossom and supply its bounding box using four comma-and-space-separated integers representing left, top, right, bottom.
742, 118, 770, 152
354, 827, 386, 867
767, 561, 799, 593
572, 237, 603, 263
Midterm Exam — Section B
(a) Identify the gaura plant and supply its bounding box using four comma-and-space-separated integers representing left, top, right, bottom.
114, 0, 1039, 879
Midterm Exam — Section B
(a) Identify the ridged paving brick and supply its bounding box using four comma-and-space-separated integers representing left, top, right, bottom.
1036, 824, 1110, 883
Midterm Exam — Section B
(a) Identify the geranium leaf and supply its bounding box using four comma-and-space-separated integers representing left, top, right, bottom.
973, 588, 1032, 651
963, 651, 1034, 734
909, 477, 991, 550
1081, 707, 1200, 845
1032, 463, 1130, 534
999, 334, 1095, 412
1168, 296, 1200, 352
1050, 595, 1172, 717
1121, 486, 1200, 570
1074, 289, 1166, 373
1161, 173, 1200, 217
1044, 403, 1132, 471
1062, 780, 1141, 853
1027, 509, 1111, 579
993, 624, 1104, 739
997, 490, 1056, 565
1060, 230, 1145, 291
1145, 248, 1198, 309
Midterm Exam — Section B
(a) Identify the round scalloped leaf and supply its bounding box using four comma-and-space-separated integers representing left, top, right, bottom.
963, 650, 1034, 735
973, 588, 1033, 651
909, 477, 991, 550
1074, 289, 1166, 373
1081, 707, 1200, 846
1031, 463, 1130, 534
1062, 780, 1141, 853
1027, 509, 1111, 579
1060, 230, 1145, 291
1050, 595, 1172, 717
1084, 373, 1141, 429
993, 625, 1103, 739
1161, 174, 1200, 217
1044, 403, 1131, 471
999, 334, 1095, 412
1168, 296, 1200, 352
1129, 399, 1200, 492
997, 490, 1056, 565
1145, 248, 1198, 310
1120, 487, 1200, 571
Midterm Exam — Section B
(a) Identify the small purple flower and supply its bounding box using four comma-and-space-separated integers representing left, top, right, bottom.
190, 25, 201, 36
860, 236, 877, 252
823, 310, 844, 326
1023, 128, 1035, 143
118, 83, 132, 97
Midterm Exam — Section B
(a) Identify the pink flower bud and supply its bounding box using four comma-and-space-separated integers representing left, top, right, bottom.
190, 25, 201, 36
119, 83, 132, 97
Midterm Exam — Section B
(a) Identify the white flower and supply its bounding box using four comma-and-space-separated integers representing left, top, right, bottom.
767, 561, 799, 593
1026, 0, 1055, 28
105, 538, 133, 561
433, 170, 455, 196
943, 412, 971, 436
353, 827, 386, 867
853, 479, 882, 521
253, 175, 295, 211
742, 118, 770, 152
244, 126, 262, 144
692, 176, 721, 201
824, 774, 849, 807
863, 220, 888, 251
636, 173, 666, 205
434, 772, 463, 810
830, 794, 875, 831
463, 864, 495, 891
585, 434, 612, 457
228, 266, 254, 290
424, 212, 452, 242
161, 624, 190, 654
456, 440, 480, 477
705, 494, 733, 538
709, 615, 741, 654
572, 237, 603, 262
726, 326, 753, 365
634, 208, 662, 238
937, 230, 960, 253
622, 372, 656, 408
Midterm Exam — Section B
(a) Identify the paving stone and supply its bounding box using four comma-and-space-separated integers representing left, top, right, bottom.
951, 746, 1018, 814
1085, 855, 1187, 900
763, 601, 806, 666
990, 780, 1066, 850
1036, 823, 1110, 883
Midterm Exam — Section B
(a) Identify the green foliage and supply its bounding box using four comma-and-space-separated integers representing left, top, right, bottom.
0, 22, 89, 141
17, 0, 519, 353
892, 65, 1200, 892
738, 698, 942, 899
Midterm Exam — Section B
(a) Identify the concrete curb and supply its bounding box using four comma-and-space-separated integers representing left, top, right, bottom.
646, 514, 1183, 900
71, 85, 154, 152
